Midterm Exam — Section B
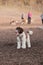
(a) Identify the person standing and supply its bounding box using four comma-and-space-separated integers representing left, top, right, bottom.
28, 12, 32, 24
40, 14, 43, 24
21, 13, 24, 20
21, 13, 25, 24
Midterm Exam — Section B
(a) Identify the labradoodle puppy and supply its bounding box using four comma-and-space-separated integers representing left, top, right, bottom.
15, 27, 33, 49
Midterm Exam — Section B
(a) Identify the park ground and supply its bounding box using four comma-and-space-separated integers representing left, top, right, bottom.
0, 24, 43, 65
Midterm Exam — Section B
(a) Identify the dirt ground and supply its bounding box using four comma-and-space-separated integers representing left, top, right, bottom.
0, 26, 43, 65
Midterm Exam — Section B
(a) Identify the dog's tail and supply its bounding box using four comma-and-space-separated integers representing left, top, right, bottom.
27, 30, 33, 35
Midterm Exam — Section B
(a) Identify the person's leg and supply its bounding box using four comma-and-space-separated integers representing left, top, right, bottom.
29, 17, 31, 24
28, 17, 31, 24
17, 36, 21, 49
28, 17, 29, 24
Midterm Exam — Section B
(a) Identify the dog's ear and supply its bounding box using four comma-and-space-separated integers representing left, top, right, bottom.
16, 27, 23, 34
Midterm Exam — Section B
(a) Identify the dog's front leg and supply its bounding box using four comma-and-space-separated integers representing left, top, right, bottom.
17, 36, 21, 49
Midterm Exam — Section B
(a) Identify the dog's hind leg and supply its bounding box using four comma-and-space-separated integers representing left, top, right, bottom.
26, 34, 31, 48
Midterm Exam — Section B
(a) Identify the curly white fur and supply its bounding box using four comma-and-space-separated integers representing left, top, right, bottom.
16, 31, 33, 49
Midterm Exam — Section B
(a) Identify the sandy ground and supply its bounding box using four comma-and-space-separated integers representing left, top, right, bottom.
0, 27, 43, 65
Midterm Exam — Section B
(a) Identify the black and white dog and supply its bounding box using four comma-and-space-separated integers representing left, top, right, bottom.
15, 27, 33, 49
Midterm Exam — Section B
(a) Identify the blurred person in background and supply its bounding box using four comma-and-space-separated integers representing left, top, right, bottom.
40, 14, 43, 24
28, 12, 32, 24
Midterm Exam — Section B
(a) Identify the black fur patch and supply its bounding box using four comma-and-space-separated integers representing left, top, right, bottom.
16, 27, 24, 34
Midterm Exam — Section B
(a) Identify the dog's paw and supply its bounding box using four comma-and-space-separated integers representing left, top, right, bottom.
17, 47, 21, 49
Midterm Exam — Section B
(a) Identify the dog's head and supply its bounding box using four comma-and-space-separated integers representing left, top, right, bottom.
16, 27, 24, 34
